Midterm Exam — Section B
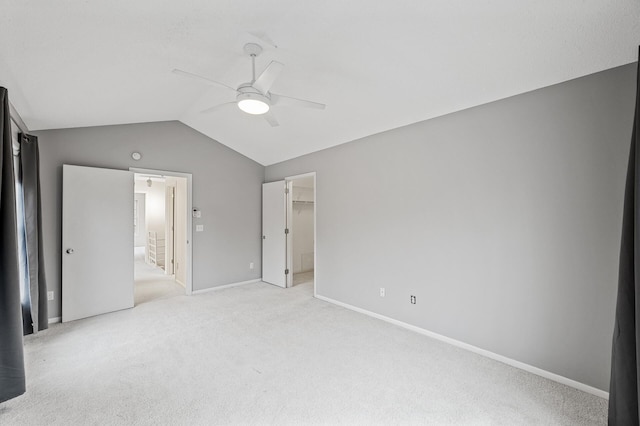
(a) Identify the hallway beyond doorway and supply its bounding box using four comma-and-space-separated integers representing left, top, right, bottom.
134, 247, 184, 305
293, 270, 314, 286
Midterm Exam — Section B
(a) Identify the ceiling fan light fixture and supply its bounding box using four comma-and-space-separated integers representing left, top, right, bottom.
174, 42, 325, 124
237, 92, 270, 115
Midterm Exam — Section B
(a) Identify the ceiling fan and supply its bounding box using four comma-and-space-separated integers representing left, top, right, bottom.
173, 43, 326, 127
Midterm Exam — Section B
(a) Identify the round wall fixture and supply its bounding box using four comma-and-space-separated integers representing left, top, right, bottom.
131, 152, 142, 161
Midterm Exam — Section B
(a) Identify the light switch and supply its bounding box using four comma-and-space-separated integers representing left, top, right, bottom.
196, 225, 204, 232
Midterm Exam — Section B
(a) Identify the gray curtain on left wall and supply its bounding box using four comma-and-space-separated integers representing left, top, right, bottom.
0, 87, 26, 403
609, 50, 640, 425
18, 133, 48, 335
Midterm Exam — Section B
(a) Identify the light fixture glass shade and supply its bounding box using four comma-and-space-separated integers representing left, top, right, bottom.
238, 99, 270, 115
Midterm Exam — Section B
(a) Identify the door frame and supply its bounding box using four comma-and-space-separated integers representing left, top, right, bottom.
165, 184, 176, 276
284, 172, 317, 297
130, 167, 194, 295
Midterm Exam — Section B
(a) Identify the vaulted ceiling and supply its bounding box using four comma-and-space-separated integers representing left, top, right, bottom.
1, 1, 639, 165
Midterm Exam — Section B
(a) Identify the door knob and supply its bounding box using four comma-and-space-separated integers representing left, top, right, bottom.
262, 236, 266, 239
66, 248, 74, 254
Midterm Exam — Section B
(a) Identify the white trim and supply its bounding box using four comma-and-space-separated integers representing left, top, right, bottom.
48, 317, 61, 325
315, 294, 609, 400
285, 180, 293, 288
130, 167, 194, 296
313, 174, 316, 298
192, 279, 261, 295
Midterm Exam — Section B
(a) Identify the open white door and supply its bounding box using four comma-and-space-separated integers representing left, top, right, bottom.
62, 165, 134, 322
262, 180, 287, 287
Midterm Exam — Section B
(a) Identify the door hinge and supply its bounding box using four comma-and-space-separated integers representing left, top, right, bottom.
285, 269, 289, 275
285, 228, 289, 234
285, 188, 289, 194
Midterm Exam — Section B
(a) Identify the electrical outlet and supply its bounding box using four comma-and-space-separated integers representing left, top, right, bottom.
410, 295, 416, 304
196, 224, 204, 232
47, 291, 54, 301
380, 288, 385, 297
250, 262, 254, 269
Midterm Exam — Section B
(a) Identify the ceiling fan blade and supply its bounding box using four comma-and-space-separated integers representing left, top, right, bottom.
263, 111, 279, 127
271, 93, 326, 110
200, 101, 236, 114
172, 69, 237, 92
253, 61, 284, 94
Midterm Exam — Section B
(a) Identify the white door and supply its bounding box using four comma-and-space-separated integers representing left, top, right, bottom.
262, 180, 287, 287
134, 193, 146, 247
62, 165, 134, 322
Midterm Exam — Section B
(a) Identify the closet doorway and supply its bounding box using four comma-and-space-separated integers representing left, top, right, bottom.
131, 168, 193, 304
286, 175, 315, 290
262, 172, 316, 294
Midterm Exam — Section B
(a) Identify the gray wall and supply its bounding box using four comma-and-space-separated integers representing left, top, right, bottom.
37, 121, 264, 319
266, 63, 637, 391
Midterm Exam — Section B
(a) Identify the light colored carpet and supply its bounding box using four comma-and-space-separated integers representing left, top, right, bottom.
0, 281, 606, 425
293, 270, 314, 286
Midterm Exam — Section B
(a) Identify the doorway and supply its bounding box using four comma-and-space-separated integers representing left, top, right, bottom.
286, 175, 315, 290
132, 170, 192, 304
261, 172, 316, 294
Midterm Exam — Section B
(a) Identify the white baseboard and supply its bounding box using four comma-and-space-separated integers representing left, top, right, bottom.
314, 294, 609, 400
48, 317, 61, 324
192, 279, 261, 295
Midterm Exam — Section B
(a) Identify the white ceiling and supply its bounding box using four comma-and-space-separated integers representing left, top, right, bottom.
1, 1, 639, 166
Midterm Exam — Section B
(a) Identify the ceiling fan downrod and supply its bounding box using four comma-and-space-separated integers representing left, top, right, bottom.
243, 43, 263, 84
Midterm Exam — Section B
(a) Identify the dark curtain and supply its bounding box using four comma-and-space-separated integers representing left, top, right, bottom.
0, 88, 26, 403
18, 133, 48, 335
609, 51, 640, 424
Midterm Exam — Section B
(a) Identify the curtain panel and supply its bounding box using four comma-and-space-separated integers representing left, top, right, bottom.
609, 50, 640, 424
0, 87, 26, 403
18, 133, 48, 334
